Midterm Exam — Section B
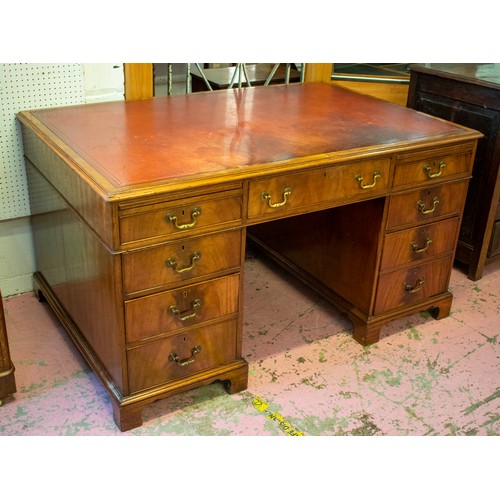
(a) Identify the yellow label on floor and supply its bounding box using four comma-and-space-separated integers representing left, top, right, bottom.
252, 396, 305, 436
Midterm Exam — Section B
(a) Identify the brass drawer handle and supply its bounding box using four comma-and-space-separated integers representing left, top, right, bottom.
411, 237, 433, 254
423, 161, 446, 179
261, 187, 292, 208
166, 207, 201, 230
168, 298, 202, 321
168, 345, 202, 367
417, 197, 439, 214
166, 251, 201, 273
404, 278, 425, 294
355, 170, 381, 189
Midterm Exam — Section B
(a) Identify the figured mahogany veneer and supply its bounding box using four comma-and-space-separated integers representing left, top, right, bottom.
380, 218, 460, 271
125, 274, 240, 343
392, 146, 472, 188
127, 319, 238, 393
122, 229, 243, 295
17, 83, 481, 430
247, 158, 391, 219
385, 180, 469, 230
119, 189, 243, 248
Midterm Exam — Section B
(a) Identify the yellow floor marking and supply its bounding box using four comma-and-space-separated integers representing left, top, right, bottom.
252, 395, 305, 436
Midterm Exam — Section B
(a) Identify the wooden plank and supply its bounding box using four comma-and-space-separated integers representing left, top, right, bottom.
124, 63, 154, 100
304, 63, 332, 83
332, 80, 409, 106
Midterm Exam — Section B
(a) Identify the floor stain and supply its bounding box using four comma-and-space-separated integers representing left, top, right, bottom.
350, 412, 384, 436
463, 389, 500, 415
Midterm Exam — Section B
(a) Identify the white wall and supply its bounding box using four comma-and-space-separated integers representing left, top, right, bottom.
82, 63, 125, 103
0, 63, 125, 296
0, 218, 35, 295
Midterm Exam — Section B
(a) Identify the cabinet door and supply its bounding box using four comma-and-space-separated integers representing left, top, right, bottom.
413, 91, 500, 246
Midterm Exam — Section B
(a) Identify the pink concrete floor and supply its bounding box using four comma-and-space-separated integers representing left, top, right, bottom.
1, 253, 499, 438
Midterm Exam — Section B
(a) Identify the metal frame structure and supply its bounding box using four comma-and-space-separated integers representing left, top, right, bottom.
164, 63, 305, 95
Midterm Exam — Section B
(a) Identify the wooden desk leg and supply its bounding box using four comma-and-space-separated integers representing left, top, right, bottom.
112, 400, 145, 432
428, 296, 453, 321
112, 362, 249, 431
0, 291, 17, 404
0, 367, 16, 405
350, 317, 385, 346
350, 294, 454, 346
223, 365, 249, 394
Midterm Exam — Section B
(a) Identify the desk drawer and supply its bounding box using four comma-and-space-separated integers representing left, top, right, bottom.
374, 255, 452, 314
380, 218, 459, 271
386, 180, 468, 230
393, 151, 471, 188
123, 230, 242, 294
247, 158, 390, 218
125, 274, 240, 343
127, 319, 238, 393
120, 192, 242, 245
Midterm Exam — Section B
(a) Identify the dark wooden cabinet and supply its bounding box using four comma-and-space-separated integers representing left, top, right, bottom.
407, 63, 500, 280
0, 291, 16, 404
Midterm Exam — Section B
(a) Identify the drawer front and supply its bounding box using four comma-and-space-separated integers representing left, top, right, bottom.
247, 158, 390, 218
386, 180, 468, 230
393, 151, 471, 188
123, 230, 242, 294
374, 255, 452, 314
125, 274, 240, 343
127, 319, 238, 393
380, 218, 460, 271
120, 193, 242, 245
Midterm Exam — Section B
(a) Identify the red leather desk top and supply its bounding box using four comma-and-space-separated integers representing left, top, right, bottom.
25, 82, 471, 190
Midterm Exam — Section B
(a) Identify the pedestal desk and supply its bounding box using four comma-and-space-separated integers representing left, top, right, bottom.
17, 83, 481, 431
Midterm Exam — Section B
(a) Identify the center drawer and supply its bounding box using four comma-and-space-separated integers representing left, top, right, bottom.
127, 319, 238, 393
122, 229, 243, 295
247, 158, 390, 219
125, 274, 240, 343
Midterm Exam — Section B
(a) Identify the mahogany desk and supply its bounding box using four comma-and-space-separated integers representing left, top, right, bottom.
17, 83, 481, 431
